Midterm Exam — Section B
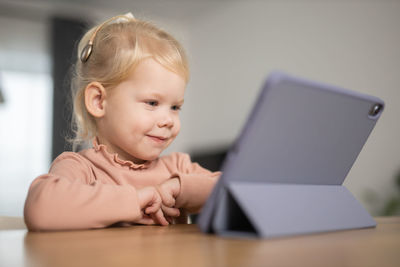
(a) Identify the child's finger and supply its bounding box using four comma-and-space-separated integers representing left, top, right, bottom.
152, 209, 169, 226
161, 205, 180, 217
145, 200, 162, 214
157, 187, 176, 207
144, 195, 162, 214
145, 205, 157, 214
165, 216, 173, 224
137, 216, 156, 225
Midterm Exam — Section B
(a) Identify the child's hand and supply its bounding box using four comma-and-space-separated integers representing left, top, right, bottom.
156, 178, 181, 223
136, 186, 169, 226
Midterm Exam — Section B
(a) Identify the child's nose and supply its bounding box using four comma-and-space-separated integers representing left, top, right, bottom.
157, 111, 174, 128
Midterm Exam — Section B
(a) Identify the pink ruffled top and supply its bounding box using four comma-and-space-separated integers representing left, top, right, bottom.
24, 140, 220, 231
92, 138, 152, 170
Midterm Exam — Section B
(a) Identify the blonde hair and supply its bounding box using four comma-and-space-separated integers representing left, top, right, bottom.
70, 15, 189, 149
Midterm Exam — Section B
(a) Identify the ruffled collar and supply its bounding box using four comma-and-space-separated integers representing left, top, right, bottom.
92, 138, 152, 170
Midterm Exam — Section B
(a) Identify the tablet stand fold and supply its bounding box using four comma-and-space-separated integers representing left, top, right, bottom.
197, 71, 384, 239
212, 182, 376, 238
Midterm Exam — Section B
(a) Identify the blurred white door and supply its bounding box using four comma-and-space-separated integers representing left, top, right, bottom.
0, 71, 52, 216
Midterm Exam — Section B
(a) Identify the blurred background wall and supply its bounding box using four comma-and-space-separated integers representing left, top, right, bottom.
0, 0, 399, 217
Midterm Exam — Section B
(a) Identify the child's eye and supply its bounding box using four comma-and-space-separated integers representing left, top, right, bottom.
171, 105, 181, 111
146, 100, 158, 107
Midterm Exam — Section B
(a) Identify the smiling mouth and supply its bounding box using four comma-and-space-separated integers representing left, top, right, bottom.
147, 135, 168, 144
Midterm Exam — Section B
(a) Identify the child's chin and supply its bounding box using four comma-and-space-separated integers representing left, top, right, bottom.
142, 153, 162, 161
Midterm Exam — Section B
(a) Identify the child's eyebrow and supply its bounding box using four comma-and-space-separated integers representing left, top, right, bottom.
145, 92, 164, 99
145, 91, 184, 104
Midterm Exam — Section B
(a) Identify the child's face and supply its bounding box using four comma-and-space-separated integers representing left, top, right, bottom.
97, 58, 185, 164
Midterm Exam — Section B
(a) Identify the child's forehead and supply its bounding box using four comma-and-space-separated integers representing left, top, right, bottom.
114, 61, 186, 98
131, 84, 186, 98
125, 59, 186, 86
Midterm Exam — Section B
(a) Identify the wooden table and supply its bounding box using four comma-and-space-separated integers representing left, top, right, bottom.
0, 217, 399, 267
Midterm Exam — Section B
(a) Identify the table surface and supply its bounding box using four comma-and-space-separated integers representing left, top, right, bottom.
0, 216, 399, 267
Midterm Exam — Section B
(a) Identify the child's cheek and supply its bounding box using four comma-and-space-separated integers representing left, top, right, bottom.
173, 123, 181, 138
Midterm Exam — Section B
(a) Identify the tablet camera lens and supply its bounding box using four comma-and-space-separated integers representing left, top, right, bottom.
369, 104, 383, 117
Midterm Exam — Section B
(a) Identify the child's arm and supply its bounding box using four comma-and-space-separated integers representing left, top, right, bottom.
24, 152, 166, 231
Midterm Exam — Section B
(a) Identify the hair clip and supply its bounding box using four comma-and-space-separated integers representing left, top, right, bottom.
80, 42, 93, 63
80, 13, 135, 63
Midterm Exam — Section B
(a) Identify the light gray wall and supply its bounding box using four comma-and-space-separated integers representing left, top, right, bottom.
0, 0, 399, 216
177, 1, 400, 215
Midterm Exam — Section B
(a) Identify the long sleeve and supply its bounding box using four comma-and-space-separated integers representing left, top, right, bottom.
167, 153, 221, 214
24, 152, 142, 231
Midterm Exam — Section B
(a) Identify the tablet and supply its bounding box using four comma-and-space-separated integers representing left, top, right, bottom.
197, 71, 384, 238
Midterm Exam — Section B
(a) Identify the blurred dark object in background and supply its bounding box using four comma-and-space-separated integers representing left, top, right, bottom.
51, 17, 87, 160
191, 148, 228, 172
381, 171, 400, 216
189, 148, 228, 223
0, 73, 4, 104
364, 169, 400, 216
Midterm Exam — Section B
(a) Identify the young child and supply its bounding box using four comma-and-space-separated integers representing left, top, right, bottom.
24, 13, 220, 231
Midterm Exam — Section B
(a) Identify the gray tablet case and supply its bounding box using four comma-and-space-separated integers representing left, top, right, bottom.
197, 71, 384, 238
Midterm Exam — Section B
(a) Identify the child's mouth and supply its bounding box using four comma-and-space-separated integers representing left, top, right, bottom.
147, 135, 168, 144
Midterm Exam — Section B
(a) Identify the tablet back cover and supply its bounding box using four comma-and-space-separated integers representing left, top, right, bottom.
222, 72, 383, 185
198, 71, 384, 234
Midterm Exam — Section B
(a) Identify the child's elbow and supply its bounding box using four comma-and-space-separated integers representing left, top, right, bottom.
24, 203, 49, 231
24, 216, 45, 232
24, 196, 58, 231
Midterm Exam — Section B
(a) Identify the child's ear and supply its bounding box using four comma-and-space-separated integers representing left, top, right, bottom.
84, 82, 107, 118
